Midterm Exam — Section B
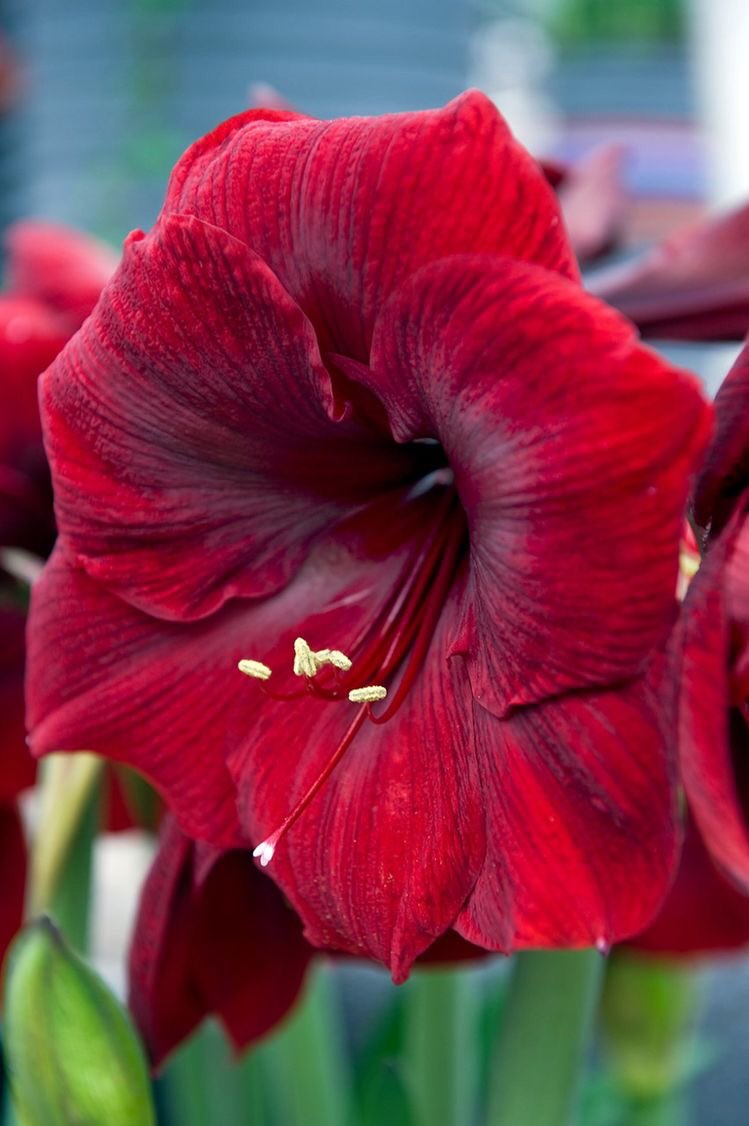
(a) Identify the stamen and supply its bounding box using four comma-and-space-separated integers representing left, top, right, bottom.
237, 658, 272, 681
242, 486, 467, 866
294, 637, 353, 676
314, 648, 353, 672
293, 637, 318, 677
348, 685, 387, 703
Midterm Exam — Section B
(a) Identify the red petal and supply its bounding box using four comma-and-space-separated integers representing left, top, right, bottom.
128, 818, 311, 1066
5, 221, 116, 331
26, 498, 431, 849
589, 200, 749, 341
630, 815, 749, 957
694, 337, 749, 533
456, 665, 678, 951
166, 90, 577, 359
229, 574, 485, 981
42, 212, 423, 621
359, 254, 711, 716
0, 803, 26, 964
26, 546, 244, 847
681, 503, 749, 888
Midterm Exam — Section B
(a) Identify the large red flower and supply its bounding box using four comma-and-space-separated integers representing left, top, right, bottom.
678, 342, 749, 888
27, 92, 711, 978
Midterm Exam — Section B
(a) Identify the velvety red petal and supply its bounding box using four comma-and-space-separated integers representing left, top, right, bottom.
680, 503, 749, 889
356, 254, 711, 717
694, 337, 749, 533
5, 221, 116, 331
128, 818, 311, 1066
166, 90, 577, 359
589, 200, 749, 341
26, 546, 243, 847
42, 212, 423, 621
229, 574, 485, 982
0, 803, 26, 964
26, 497, 431, 849
0, 603, 36, 803
455, 664, 678, 951
630, 816, 749, 957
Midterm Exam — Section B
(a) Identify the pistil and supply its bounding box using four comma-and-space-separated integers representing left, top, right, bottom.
240, 486, 466, 865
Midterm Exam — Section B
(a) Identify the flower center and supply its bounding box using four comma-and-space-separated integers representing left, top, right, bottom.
238, 483, 466, 866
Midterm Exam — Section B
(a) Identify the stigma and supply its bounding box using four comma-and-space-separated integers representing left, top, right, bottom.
238, 487, 467, 870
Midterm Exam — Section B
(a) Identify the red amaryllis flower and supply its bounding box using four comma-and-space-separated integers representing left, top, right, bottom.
589, 200, 749, 341
27, 92, 711, 979
678, 341, 749, 888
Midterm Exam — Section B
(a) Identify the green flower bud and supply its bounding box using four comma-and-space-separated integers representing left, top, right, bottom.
3, 918, 155, 1125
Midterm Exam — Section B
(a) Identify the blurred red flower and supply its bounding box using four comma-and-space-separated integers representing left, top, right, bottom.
630, 816, 749, 957
678, 341, 749, 889
590, 200, 749, 341
27, 92, 710, 979
0, 221, 115, 962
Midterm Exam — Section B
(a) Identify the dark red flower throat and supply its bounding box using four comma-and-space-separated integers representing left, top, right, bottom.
239, 472, 467, 866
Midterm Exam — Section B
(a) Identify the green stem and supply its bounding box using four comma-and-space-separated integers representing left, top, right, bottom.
160, 1022, 270, 1126
46, 784, 98, 953
404, 967, 477, 1126
261, 965, 350, 1126
487, 949, 604, 1126
600, 952, 700, 1126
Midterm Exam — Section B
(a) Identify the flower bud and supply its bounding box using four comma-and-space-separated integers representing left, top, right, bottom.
3, 918, 155, 1125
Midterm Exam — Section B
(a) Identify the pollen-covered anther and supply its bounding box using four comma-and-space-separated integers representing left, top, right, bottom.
314, 648, 353, 672
348, 685, 388, 704
676, 546, 701, 602
293, 637, 319, 678
293, 636, 353, 677
237, 658, 272, 681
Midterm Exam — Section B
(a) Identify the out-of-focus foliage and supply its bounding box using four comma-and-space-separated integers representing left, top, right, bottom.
551, 0, 684, 45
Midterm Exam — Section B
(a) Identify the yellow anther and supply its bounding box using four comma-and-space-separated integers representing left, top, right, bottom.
238, 659, 272, 681
294, 637, 353, 677
348, 685, 387, 704
313, 648, 353, 672
293, 637, 318, 678
679, 548, 700, 581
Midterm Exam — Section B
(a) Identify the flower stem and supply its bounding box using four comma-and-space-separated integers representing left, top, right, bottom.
487, 949, 604, 1126
600, 952, 700, 1126
261, 965, 351, 1126
28, 753, 103, 926
160, 1023, 269, 1126
28, 755, 102, 953
403, 967, 477, 1126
